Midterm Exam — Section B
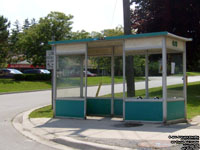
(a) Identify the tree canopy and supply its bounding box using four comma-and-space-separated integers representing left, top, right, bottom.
131, 0, 200, 71
0, 15, 10, 67
18, 11, 73, 66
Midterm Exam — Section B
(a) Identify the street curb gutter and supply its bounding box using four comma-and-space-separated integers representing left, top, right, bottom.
12, 106, 133, 150
12, 106, 72, 150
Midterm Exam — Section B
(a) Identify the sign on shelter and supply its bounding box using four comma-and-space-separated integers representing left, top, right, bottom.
46, 50, 54, 70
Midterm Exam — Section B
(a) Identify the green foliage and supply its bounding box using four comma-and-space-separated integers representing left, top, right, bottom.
13, 74, 51, 81
131, 0, 200, 71
0, 15, 10, 67
70, 30, 91, 40
8, 20, 22, 63
102, 26, 124, 37
89, 26, 124, 75
18, 11, 73, 66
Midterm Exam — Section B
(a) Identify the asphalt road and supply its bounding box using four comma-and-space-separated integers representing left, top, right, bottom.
0, 91, 58, 150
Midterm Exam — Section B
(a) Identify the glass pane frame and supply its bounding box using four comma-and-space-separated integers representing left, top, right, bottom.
166, 52, 184, 100
56, 54, 86, 99
123, 50, 163, 101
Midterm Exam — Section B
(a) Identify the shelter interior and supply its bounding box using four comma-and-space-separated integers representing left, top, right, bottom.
50, 32, 192, 123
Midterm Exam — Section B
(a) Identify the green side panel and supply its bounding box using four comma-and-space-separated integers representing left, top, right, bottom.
167, 101, 185, 121
56, 100, 84, 118
125, 101, 163, 121
114, 99, 123, 116
87, 98, 111, 116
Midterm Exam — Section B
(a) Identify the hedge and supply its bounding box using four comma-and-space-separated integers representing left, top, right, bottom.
14, 74, 51, 81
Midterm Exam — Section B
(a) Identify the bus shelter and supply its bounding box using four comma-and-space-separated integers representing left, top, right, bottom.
49, 32, 192, 123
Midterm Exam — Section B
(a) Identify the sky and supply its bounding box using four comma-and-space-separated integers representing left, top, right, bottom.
0, 0, 134, 32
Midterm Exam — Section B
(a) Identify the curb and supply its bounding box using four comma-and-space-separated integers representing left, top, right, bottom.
12, 106, 134, 150
12, 106, 74, 150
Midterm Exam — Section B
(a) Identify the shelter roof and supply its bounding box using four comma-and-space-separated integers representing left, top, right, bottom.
48, 31, 192, 46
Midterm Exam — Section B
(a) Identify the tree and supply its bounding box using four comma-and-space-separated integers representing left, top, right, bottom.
39, 11, 73, 41
0, 15, 10, 67
8, 20, 22, 63
131, 0, 200, 71
18, 12, 73, 66
22, 18, 31, 30
70, 30, 90, 40
123, 0, 135, 97
89, 27, 124, 75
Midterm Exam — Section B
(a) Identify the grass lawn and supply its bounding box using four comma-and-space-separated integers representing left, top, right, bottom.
0, 79, 51, 93
29, 105, 53, 118
87, 76, 144, 86
0, 76, 144, 93
187, 72, 200, 76
1, 71, 199, 93
29, 81, 200, 119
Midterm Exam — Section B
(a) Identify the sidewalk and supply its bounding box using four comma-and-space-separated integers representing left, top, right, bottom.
13, 107, 200, 150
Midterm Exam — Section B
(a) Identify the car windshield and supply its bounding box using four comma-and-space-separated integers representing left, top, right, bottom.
41, 69, 50, 73
87, 71, 93, 75
10, 69, 22, 74
84, 71, 93, 74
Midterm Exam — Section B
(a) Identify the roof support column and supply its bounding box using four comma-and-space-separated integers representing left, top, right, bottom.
52, 43, 57, 117
84, 44, 88, 119
111, 47, 115, 116
162, 37, 167, 123
145, 51, 149, 98
123, 41, 126, 120
80, 56, 84, 98
183, 43, 187, 120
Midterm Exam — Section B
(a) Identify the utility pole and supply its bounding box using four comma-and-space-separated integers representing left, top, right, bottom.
123, 0, 132, 34
123, 0, 135, 97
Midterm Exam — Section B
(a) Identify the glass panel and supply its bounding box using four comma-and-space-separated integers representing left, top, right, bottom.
167, 53, 183, 99
125, 52, 145, 99
114, 56, 123, 98
56, 55, 85, 98
87, 56, 111, 97
148, 54, 163, 99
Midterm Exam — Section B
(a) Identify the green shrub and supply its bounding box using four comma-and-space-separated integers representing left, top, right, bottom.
14, 74, 51, 81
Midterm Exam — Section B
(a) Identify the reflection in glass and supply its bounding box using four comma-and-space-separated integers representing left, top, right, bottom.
148, 54, 163, 99
56, 55, 84, 98
87, 56, 111, 97
167, 53, 183, 99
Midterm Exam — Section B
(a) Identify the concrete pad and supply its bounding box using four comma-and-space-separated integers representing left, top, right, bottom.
24, 114, 200, 149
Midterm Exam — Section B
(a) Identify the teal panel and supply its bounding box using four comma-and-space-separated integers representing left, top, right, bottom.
114, 99, 123, 116
125, 101, 163, 121
87, 98, 111, 116
56, 100, 84, 118
167, 101, 185, 121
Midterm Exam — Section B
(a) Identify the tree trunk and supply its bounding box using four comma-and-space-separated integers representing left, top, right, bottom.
126, 56, 135, 97
123, 0, 135, 97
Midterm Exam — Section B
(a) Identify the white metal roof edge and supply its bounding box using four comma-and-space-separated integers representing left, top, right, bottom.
167, 33, 192, 42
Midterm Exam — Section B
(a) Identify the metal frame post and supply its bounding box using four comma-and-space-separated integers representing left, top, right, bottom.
123, 41, 126, 120
145, 51, 149, 98
80, 56, 84, 98
111, 47, 115, 115
53, 44, 56, 117
84, 44, 88, 119
183, 43, 187, 120
162, 37, 167, 123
